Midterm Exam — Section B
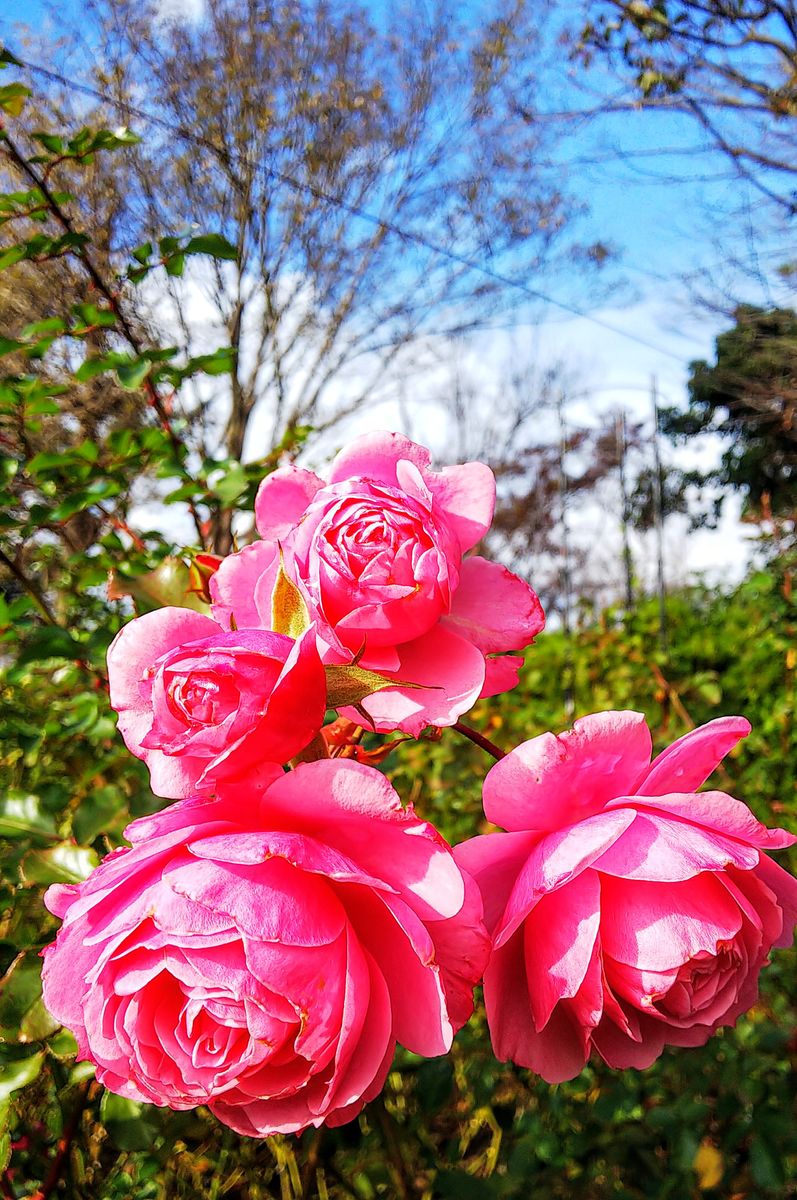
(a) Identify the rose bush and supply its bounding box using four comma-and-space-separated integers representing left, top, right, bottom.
41, 760, 489, 1135
209, 431, 545, 734
107, 608, 326, 798
455, 711, 797, 1082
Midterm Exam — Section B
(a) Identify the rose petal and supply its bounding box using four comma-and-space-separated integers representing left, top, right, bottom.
254, 466, 324, 540
523, 868, 601, 1032
599, 873, 744, 971
446, 557, 544, 653
634, 716, 751, 795
210, 540, 280, 630
350, 625, 486, 736
483, 712, 653, 833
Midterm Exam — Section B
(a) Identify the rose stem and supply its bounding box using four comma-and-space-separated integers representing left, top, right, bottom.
452, 721, 506, 761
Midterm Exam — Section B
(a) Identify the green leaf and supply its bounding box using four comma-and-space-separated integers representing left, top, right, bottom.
0, 1051, 44, 1101
109, 558, 209, 614
163, 251, 186, 277
0, 956, 45, 1040
0, 792, 56, 840
0, 1098, 10, 1174
209, 462, 247, 505
20, 997, 60, 1043
25, 396, 60, 416
100, 1093, 160, 1151
0, 46, 24, 68
72, 785, 124, 844
185, 232, 238, 260
21, 317, 67, 339
434, 1170, 499, 1199
116, 357, 152, 390
131, 241, 153, 265
74, 350, 129, 381
0, 245, 26, 270
0, 82, 31, 116
20, 844, 99, 886
47, 1028, 78, 1060
750, 1139, 784, 1190
17, 625, 83, 665
270, 556, 311, 638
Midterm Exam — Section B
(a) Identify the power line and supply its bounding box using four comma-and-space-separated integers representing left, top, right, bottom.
10, 51, 688, 364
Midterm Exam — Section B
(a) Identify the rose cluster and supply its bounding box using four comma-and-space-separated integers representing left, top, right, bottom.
42, 432, 797, 1137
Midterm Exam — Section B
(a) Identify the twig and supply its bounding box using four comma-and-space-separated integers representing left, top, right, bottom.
452, 721, 506, 761
0, 546, 59, 625
1, 128, 207, 548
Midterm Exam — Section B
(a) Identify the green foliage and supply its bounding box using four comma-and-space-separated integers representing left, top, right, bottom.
2, 572, 796, 1197
661, 305, 797, 529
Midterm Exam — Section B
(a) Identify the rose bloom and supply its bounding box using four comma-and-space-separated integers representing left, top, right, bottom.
41, 761, 488, 1135
455, 711, 797, 1082
210, 431, 544, 735
107, 608, 325, 798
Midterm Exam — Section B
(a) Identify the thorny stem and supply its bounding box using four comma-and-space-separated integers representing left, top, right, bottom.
453, 720, 506, 761
1, 127, 207, 548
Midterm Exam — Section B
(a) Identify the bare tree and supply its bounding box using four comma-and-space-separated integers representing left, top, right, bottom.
578, 1, 797, 216
16, 0, 613, 549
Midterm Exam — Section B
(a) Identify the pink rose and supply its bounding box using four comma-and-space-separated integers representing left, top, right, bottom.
455, 712, 797, 1082
107, 607, 326, 798
41, 760, 489, 1136
210, 431, 544, 735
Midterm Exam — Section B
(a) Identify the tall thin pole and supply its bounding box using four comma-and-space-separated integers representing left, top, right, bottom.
650, 376, 668, 654
556, 392, 575, 718
616, 409, 634, 609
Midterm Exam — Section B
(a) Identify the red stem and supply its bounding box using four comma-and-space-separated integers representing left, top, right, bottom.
452, 721, 506, 761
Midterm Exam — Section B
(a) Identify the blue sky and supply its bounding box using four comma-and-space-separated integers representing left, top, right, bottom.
1, 0, 790, 584
3, 0, 787, 350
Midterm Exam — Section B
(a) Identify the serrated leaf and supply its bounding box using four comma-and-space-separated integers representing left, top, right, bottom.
270, 556, 311, 638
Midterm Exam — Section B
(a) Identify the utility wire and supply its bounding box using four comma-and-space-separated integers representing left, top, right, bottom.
10, 51, 690, 364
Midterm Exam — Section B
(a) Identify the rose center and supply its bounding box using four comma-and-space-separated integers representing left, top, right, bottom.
166, 671, 241, 726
